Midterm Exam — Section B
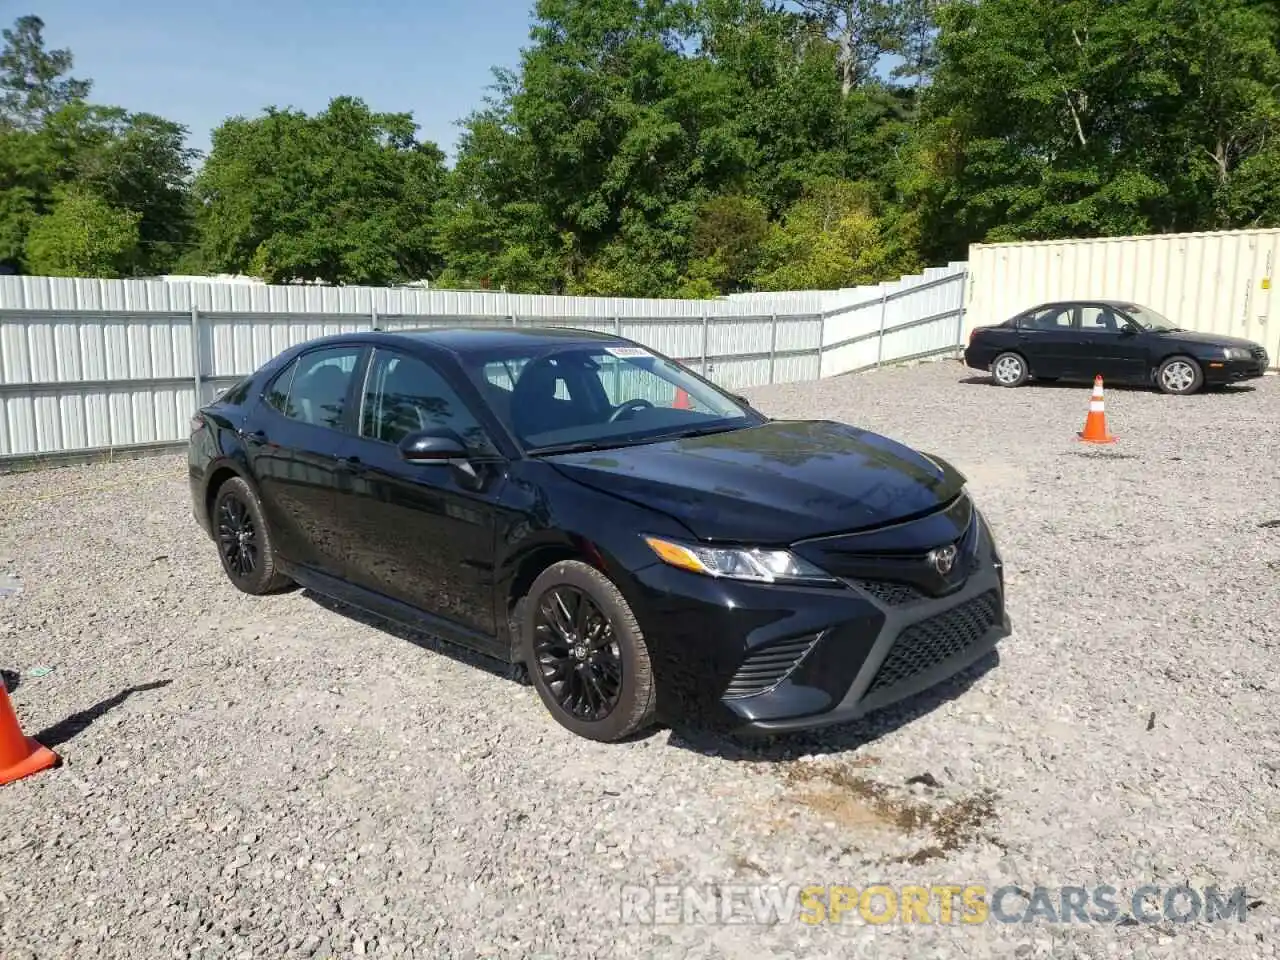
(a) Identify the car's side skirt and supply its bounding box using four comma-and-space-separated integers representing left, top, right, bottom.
279, 560, 512, 663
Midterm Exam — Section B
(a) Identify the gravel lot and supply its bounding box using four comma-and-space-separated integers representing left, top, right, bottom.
2, 360, 1278, 960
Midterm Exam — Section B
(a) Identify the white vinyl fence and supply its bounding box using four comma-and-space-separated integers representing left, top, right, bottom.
0, 267, 969, 465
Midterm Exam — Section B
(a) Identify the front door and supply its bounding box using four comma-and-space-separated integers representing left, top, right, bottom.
243, 343, 365, 578
335, 347, 508, 640
1074, 304, 1148, 382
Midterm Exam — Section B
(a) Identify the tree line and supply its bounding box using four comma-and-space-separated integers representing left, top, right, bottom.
2, 1, 1279, 295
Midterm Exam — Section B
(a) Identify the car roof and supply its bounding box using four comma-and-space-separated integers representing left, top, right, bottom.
293, 325, 629, 358
1024, 299, 1145, 310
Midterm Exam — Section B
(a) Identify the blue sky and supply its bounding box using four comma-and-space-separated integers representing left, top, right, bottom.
29, 0, 536, 162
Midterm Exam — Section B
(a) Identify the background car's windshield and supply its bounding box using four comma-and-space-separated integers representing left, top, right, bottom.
461, 343, 757, 451
1122, 304, 1176, 332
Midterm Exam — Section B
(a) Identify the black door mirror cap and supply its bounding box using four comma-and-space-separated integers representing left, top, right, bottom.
398, 428, 469, 463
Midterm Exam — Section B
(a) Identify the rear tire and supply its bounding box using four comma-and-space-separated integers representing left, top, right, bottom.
1156, 356, 1203, 395
520, 560, 657, 742
212, 477, 292, 595
991, 352, 1029, 387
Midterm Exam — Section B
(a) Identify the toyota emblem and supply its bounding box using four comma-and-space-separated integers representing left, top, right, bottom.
929, 544, 958, 576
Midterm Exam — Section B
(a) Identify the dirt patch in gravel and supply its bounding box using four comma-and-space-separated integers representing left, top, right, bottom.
1, 361, 1278, 959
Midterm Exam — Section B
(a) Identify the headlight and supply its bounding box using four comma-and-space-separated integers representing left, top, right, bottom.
642, 535, 837, 584
1224, 347, 1253, 360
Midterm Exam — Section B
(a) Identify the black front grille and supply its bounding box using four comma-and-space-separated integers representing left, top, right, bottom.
849, 579, 924, 606
723, 633, 822, 699
866, 590, 1001, 695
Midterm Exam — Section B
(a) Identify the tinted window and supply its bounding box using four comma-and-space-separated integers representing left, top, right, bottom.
1021, 306, 1072, 330
1080, 306, 1118, 331
268, 347, 361, 430
362, 349, 497, 455
219, 377, 254, 405
461, 344, 753, 450
265, 361, 297, 416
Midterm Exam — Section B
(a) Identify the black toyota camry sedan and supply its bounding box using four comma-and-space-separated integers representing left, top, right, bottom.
964, 299, 1270, 394
189, 327, 1010, 742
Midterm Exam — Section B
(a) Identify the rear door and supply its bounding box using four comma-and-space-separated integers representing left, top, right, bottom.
1014, 304, 1078, 377
241, 343, 366, 578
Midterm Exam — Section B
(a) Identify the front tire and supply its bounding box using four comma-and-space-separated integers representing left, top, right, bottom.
991, 352, 1029, 387
521, 560, 657, 742
1156, 356, 1203, 395
212, 477, 292, 595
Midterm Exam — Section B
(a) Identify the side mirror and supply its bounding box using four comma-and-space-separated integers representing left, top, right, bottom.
398, 428, 468, 463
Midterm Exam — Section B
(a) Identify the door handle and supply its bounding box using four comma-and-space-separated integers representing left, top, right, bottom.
240, 428, 267, 443
335, 455, 364, 472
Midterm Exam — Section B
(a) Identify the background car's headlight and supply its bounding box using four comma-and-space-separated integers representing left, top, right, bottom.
643, 536, 836, 584
1224, 347, 1252, 360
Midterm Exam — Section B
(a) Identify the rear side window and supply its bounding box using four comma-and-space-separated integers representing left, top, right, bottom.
265, 346, 362, 431
1020, 306, 1073, 330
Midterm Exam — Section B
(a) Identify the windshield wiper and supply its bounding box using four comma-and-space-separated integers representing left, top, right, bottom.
527, 439, 637, 457
650, 423, 743, 442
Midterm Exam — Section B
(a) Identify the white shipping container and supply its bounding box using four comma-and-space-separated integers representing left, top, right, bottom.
963, 228, 1280, 366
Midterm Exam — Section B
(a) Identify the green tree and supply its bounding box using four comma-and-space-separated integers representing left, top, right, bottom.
40, 103, 197, 273
0, 15, 90, 130
753, 177, 894, 289
192, 96, 448, 284
911, 0, 1280, 261
23, 185, 140, 276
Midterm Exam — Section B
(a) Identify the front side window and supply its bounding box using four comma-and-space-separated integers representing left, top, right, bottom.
1079, 306, 1118, 332
464, 343, 757, 452
361, 349, 498, 456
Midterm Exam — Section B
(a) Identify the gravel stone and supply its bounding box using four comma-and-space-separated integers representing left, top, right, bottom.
0, 361, 1277, 958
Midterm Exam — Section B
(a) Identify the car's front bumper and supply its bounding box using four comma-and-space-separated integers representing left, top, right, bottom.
1203, 354, 1268, 384
625, 522, 1010, 736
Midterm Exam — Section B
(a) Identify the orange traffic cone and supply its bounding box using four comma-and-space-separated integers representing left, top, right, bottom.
673, 388, 692, 410
1077, 375, 1117, 444
0, 679, 59, 786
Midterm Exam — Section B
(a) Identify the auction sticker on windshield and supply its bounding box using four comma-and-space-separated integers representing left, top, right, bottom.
605, 346, 652, 359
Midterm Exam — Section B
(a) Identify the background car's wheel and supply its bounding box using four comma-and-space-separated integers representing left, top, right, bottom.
991, 352, 1029, 387
1156, 356, 1203, 395
521, 559, 656, 742
212, 477, 292, 595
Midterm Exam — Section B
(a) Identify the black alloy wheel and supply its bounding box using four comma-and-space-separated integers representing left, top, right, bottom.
218, 494, 258, 579
533, 585, 623, 721
212, 477, 292, 595
521, 559, 657, 742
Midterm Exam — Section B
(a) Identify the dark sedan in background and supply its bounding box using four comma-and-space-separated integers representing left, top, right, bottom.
964, 299, 1270, 395
189, 326, 1009, 742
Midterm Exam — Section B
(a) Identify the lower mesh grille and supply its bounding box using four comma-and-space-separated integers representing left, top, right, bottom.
850, 579, 924, 606
867, 590, 1001, 695
723, 633, 821, 699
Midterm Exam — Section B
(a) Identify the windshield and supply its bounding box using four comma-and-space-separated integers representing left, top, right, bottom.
1122, 304, 1178, 332
460, 343, 760, 453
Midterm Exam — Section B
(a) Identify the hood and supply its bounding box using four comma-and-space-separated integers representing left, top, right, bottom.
1153, 329, 1262, 350
545, 420, 966, 543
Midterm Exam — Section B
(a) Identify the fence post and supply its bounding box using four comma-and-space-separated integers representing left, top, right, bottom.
511, 313, 518, 327
190, 305, 203, 408
767, 314, 778, 384
700, 309, 710, 377
371, 306, 379, 331
875, 289, 889, 367
954, 272, 967, 357
613, 317, 622, 396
